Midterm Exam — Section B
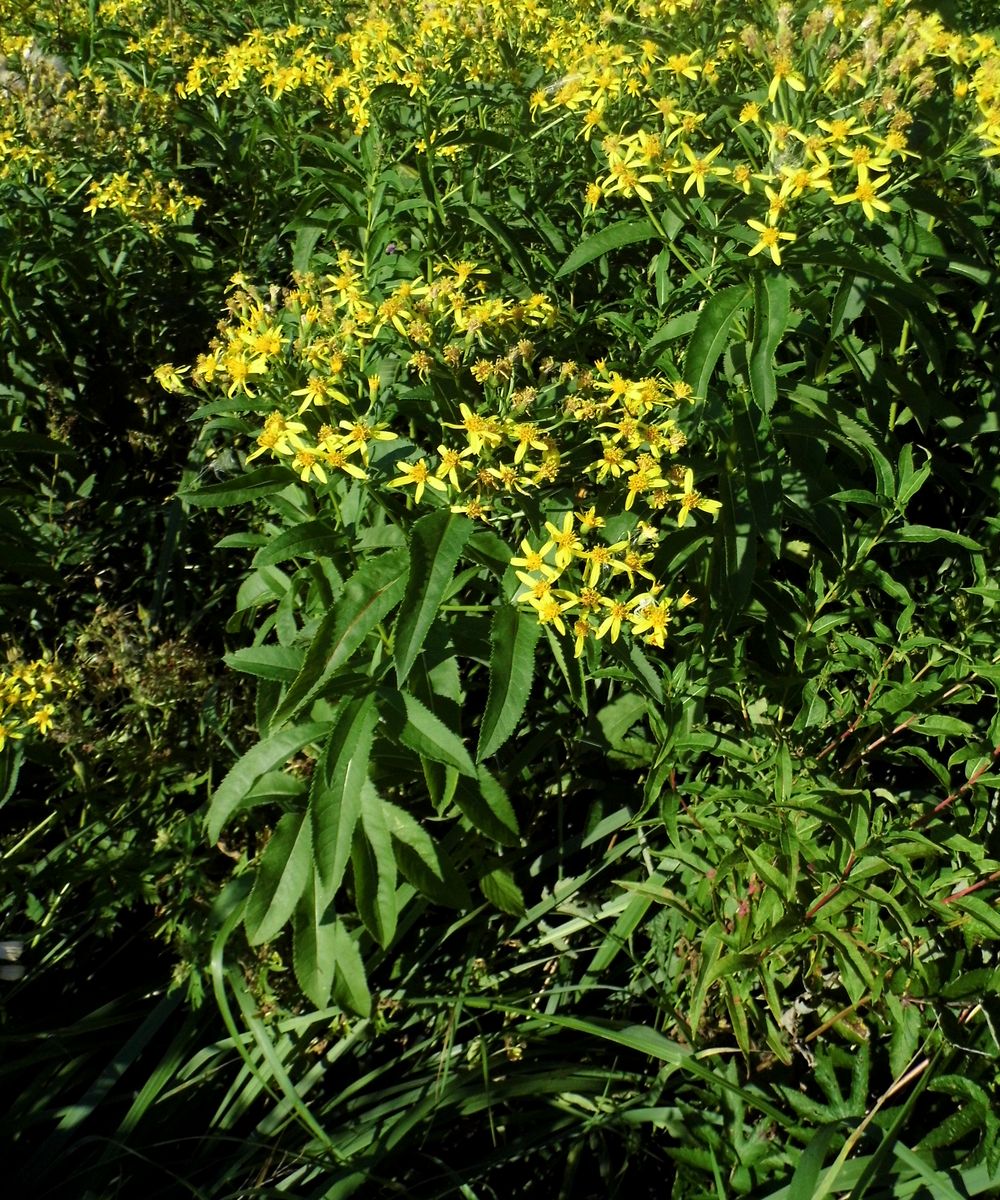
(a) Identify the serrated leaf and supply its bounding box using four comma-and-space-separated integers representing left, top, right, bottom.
292, 871, 337, 1009
378, 688, 476, 776
179, 465, 291, 507
683, 284, 751, 398
477, 606, 540, 760
245, 811, 313, 945
383, 799, 470, 907
271, 549, 408, 727
453, 765, 520, 846
479, 867, 525, 915
330, 920, 371, 1017
311, 694, 378, 898
207, 722, 330, 843
253, 519, 342, 567
353, 780, 397, 947
224, 644, 305, 682
556, 218, 657, 278
394, 510, 472, 685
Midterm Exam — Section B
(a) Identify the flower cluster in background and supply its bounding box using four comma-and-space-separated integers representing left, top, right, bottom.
0, 656, 72, 752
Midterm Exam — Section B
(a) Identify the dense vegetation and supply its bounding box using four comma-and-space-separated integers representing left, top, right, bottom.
2, 0, 1000, 1195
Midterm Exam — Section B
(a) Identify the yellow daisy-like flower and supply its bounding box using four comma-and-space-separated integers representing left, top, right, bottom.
747, 219, 797, 266
389, 459, 447, 503
831, 171, 892, 221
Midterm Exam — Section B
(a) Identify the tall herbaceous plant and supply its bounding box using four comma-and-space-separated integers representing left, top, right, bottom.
3, 0, 1000, 1192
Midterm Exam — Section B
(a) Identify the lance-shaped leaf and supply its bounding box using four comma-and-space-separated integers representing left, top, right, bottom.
556, 217, 658, 278
453, 766, 520, 846
224, 644, 305, 682
207, 721, 330, 843
245, 811, 313, 945
253, 518, 343, 567
293, 870, 337, 1009
384, 799, 471, 908
330, 920, 372, 1017
394, 510, 472, 685
683, 283, 750, 399
476, 606, 540, 761
378, 688, 476, 777
748, 272, 790, 414
179, 465, 291, 507
272, 549, 408, 727
479, 866, 526, 916
311, 694, 378, 899
352, 780, 398, 947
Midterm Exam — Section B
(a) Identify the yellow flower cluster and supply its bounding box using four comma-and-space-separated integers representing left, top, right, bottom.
172, 255, 720, 653
0, 656, 71, 752
83, 171, 203, 236
526, 1, 1000, 260
3, 0, 997, 243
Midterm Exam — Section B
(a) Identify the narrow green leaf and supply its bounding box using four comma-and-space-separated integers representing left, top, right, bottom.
207, 722, 330, 843
788, 1126, 838, 1200
749, 272, 790, 414
464, 205, 537, 284
293, 871, 337, 1009
311, 694, 378, 898
887, 525, 983, 550
453, 765, 521, 846
245, 811, 313, 945
331, 920, 372, 1017
253, 519, 342, 567
555, 218, 658, 278
683, 284, 751, 398
224, 644, 305, 682
379, 688, 476, 777
179, 465, 290, 507
353, 780, 398, 947
479, 867, 525, 915
394, 510, 472, 685
477, 606, 540, 761
384, 799, 471, 907
272, 549, 408, 727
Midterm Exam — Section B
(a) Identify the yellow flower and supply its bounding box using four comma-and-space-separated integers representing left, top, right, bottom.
544, 512, 583, 569
435, 443, 475, 488
831, 171, 893, 221
666, 468, 723, 526
630, 599, 672, 648
747, 219, 797, 266
389, 459, 447, 503
596, 595, 639, 643
768, 55, 806, 103
675, 142, 729, 198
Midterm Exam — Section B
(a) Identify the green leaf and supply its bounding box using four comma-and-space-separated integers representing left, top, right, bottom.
253, 519, 342, 566
384, 799, 470, 908
749, 272, 790, 414
311, 694, 378, 898
178, 466, 291, 507
293, 872, 337, 1009
555, 218, 658, 278
479, 866, 526, 915
477, 606, 540, 761
245, 811, 313, 945
378, 688, 476, 777
732, 393, 783, 559
788, 1126, 838, 1200
207, 722, 330, 843
464, 205, 537, 284
353, 780, 398, 947
224, 644, 305, 682
683, 284, 751, 398
887, 525, 983, 551
0, 431, 73, 454
453, 765, 521, 846
394, 510, 472, 685
272, 549, 408, 727
330, 920, 372, 1017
